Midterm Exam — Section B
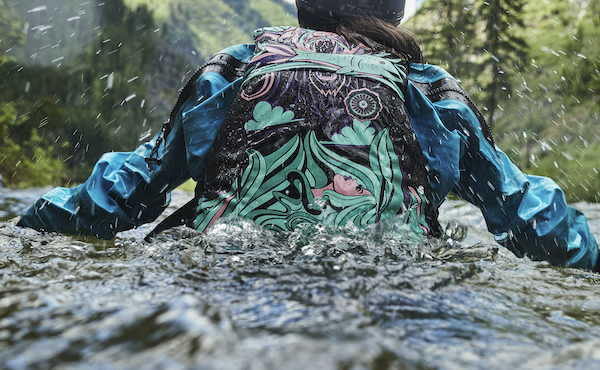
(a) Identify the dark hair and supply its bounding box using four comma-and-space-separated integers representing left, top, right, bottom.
334, 17, 422, 63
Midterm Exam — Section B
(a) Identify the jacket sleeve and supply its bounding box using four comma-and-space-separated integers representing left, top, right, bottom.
443, 99, 598, 270
18, 44, 254, 239
408, 64, 598, 270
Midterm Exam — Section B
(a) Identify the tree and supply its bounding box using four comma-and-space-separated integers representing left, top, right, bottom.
0, 0, 25, 64
408, 0, 477, 78
474, 0, 528, 129
0, 0, 164, 186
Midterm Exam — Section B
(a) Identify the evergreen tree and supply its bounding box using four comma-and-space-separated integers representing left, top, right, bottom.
474, 0, 528, 129
407, 0, 478, 82
0, 0, 64, 187
0, 0, 25, 63
0, 0, 163, 185
559, 11, 600, 107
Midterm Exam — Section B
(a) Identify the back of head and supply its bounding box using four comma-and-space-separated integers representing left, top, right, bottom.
296, 0, 421, 62
296, 0, 406, 31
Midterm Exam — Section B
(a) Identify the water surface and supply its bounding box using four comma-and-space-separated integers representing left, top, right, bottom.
1, 188, 600, 369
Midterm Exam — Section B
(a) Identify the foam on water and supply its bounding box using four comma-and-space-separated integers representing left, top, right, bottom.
2, 189, 600, 369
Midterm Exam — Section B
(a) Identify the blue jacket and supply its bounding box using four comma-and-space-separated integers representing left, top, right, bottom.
19, 43, 599, 271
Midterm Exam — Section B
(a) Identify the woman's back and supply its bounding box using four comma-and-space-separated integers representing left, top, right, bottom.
196, 27, 438, 235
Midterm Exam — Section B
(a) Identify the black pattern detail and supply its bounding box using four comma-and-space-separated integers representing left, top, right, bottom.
412, 78, 496, 149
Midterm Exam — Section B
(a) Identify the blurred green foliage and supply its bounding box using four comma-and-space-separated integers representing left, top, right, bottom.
407, 0, 600, 202
0, 98, 67, 187
0, 0, 293, 189
1, 0, 598, 204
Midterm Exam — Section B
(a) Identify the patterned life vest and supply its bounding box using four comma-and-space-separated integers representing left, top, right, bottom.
195, 26, 440, 236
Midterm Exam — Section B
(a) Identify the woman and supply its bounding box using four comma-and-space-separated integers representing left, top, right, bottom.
19, 0, 599, 271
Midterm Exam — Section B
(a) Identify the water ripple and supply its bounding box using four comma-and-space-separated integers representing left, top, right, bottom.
2, 193, 600, 369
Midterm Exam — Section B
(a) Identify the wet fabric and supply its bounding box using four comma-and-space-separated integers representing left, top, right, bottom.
196, 27, 437, 235
18, 28, 599, 270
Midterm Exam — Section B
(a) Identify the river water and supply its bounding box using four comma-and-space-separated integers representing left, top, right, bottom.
1, 187, 600, 369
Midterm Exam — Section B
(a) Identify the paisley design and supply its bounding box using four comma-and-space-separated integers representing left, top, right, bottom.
255, 26, 366, 55
345, 89, 382, 121
241, 72, 275, 101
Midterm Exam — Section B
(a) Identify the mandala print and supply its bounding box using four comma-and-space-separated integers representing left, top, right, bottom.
345, 88, 382, 121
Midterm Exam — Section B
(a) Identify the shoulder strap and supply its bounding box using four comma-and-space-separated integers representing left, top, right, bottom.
411, 78, 496, 149
144, 54, 248, 241
145, 53, 248, 166
165, 53, 248, 139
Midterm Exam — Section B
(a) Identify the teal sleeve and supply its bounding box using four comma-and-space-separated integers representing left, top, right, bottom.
408, 63, 598, 270
19, 44, 254, 239
437, 98, 598, 270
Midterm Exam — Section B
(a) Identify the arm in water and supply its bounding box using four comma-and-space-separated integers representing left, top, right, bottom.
18, 44, 254, 240
407, 63, 599, 271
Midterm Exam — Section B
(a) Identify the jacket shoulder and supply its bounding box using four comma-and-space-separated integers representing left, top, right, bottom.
408, 63, 456, 83
408, 63, 495, 148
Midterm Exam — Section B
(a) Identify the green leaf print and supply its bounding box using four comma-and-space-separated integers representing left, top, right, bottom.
309, 131, 379, 194
244, 101, 302, 131
330, 119, 376, 146
237, 149, 268, 210
370, 129, 405, 220
195, 127, 426, 234
321, 190, 378, 226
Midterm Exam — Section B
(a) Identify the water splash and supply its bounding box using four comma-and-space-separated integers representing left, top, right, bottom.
1, 191, 600, 369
